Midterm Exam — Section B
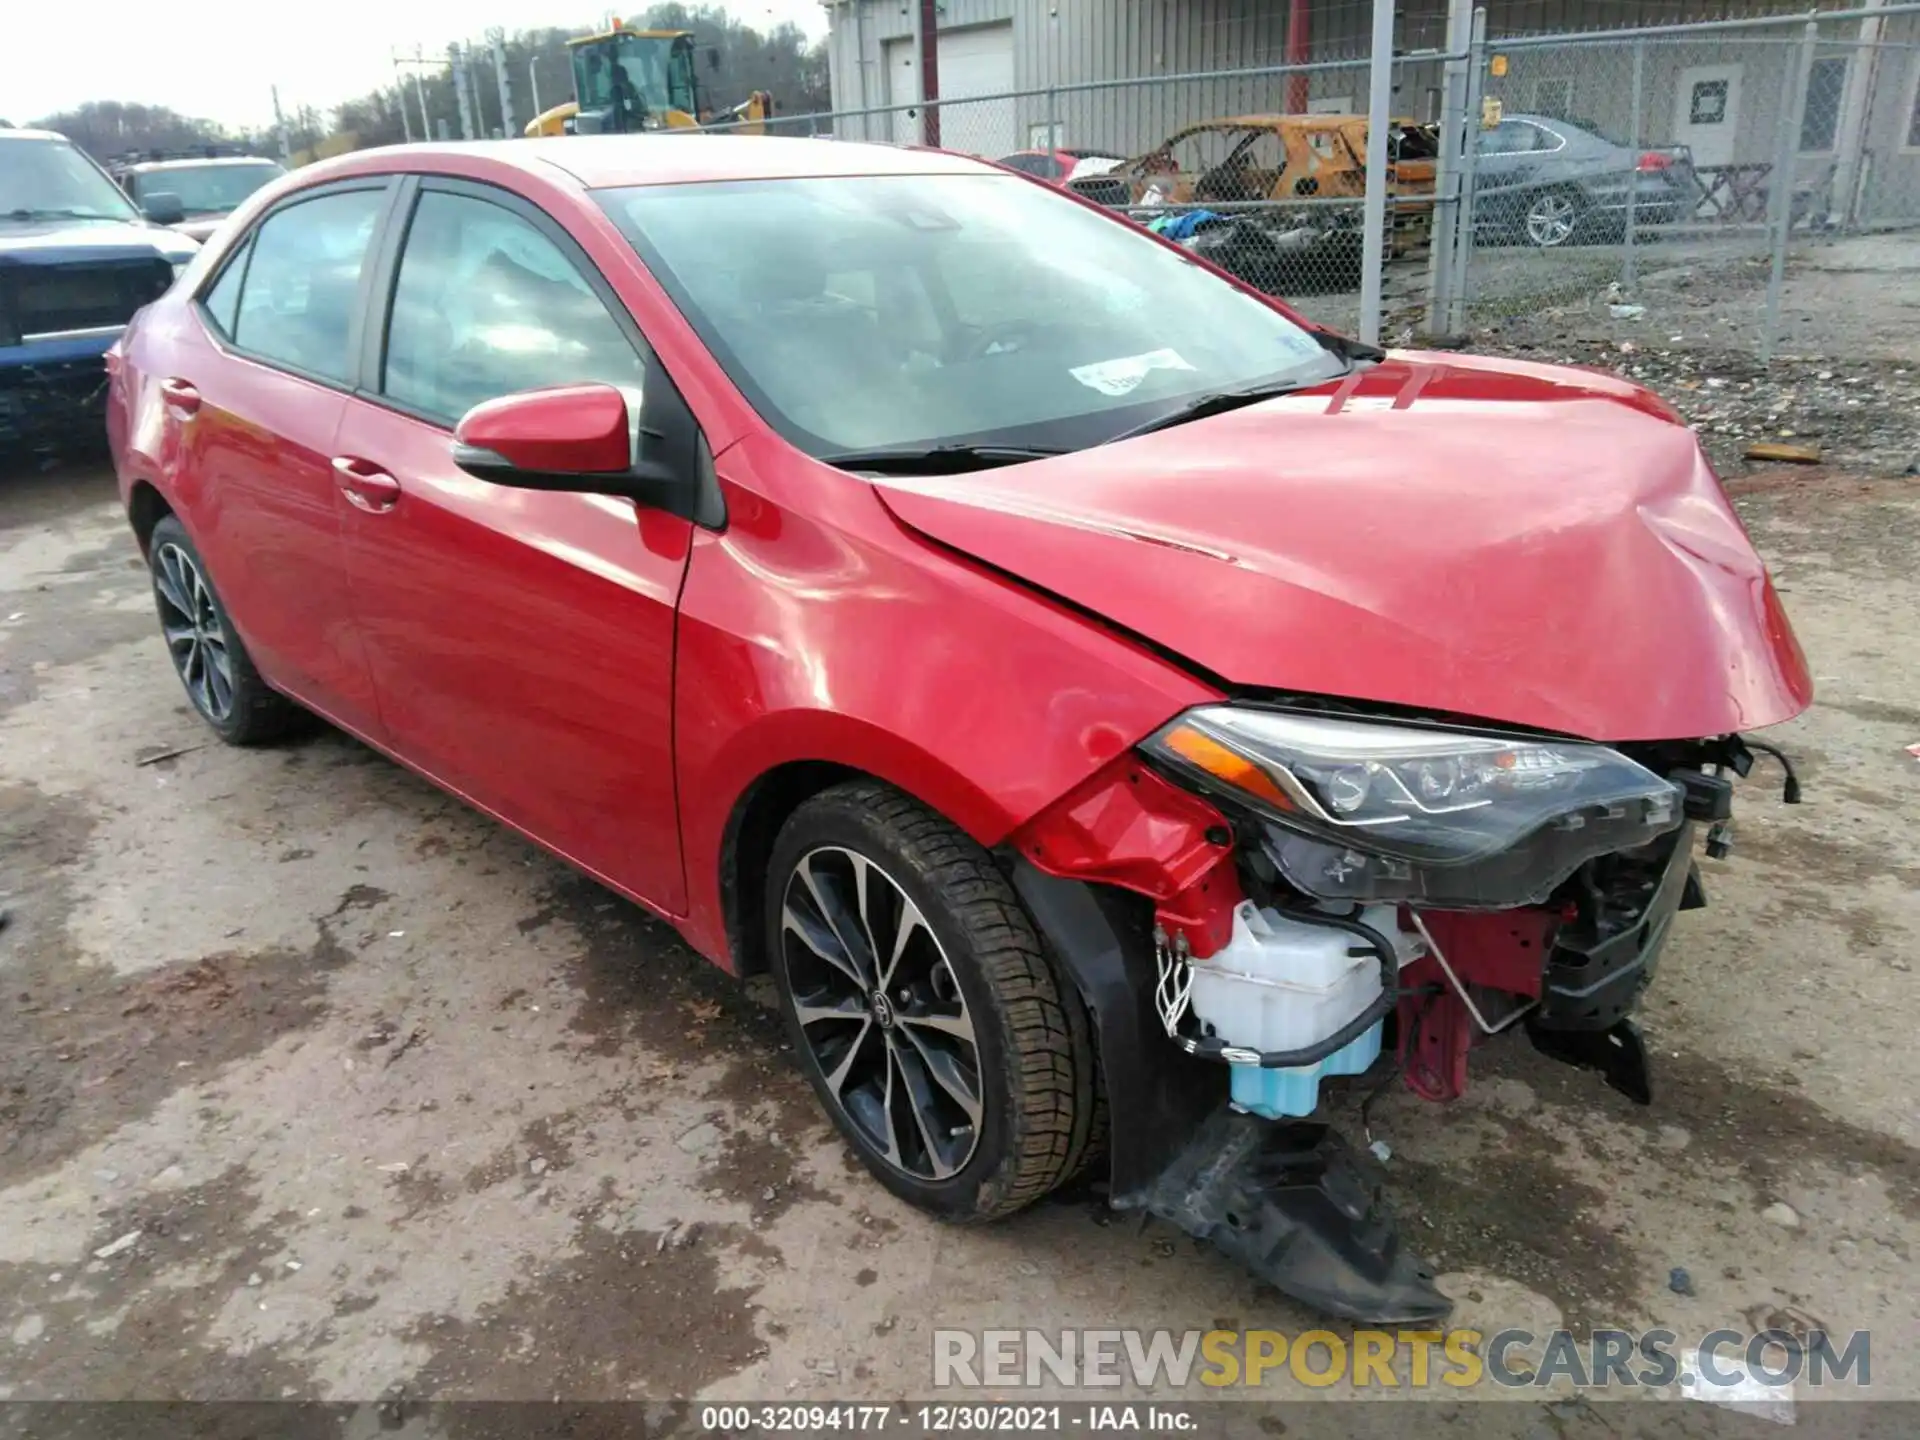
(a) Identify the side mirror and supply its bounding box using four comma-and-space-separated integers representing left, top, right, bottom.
452, 382, 720, 527
142, 191, 186, 226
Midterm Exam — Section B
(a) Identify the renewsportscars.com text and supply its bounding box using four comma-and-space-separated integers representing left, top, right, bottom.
932, 1327, 1870, 1391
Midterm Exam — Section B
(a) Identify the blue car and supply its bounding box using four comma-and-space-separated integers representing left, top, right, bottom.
2, 126, 199, 458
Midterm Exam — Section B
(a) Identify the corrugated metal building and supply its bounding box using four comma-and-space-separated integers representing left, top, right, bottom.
820, 0, 1920, 221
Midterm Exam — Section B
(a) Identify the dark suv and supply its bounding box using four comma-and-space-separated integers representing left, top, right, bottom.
1, 128, 198, 457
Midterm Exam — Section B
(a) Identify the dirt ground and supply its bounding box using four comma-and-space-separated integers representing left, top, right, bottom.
1, 436, 1916, 1426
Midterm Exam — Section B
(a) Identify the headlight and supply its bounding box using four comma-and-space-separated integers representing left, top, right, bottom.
1142, 707, 1684, 908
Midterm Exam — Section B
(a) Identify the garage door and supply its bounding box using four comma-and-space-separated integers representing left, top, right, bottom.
885, 23, 1015, 156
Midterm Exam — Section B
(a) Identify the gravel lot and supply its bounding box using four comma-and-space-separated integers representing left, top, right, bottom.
1, 434, 1916, 1426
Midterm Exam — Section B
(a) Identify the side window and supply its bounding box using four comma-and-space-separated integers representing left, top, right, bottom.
200, 239, 249, 339
382, 190, 648, 425
231, 188, 385, 383
1478, 121, 1537, 155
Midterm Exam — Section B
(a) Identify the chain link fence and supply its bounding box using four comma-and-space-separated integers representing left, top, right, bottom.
702, 4, 1920, 364
1451, 7, 1920, 362
715, 48, 1457, 327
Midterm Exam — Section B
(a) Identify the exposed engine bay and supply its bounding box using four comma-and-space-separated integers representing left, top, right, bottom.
1007, 705, 1801, 1324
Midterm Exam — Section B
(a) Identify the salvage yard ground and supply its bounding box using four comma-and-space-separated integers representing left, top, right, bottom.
1, 350, 1917, 1427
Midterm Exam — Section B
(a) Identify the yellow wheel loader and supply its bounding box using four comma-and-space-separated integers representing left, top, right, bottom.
523, 21, 772, 137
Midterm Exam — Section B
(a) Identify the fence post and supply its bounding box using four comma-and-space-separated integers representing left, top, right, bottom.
1763, 20, 1819, 363
1358, 0, 1397, 345
1445, 9, 1489, 335
1624, 37, 1646, 288
1423, 0, 1476, 335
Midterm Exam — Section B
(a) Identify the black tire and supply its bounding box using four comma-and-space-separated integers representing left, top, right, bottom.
147, 515, 305, 745
766, 780, 1096, 1222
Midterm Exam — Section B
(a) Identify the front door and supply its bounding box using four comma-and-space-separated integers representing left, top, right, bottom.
169, 182, 392, 736
1675, 64, 1742, 170
329, 180, 693, 913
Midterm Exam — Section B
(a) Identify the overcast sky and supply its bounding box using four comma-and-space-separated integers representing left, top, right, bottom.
6, 0, 831, 131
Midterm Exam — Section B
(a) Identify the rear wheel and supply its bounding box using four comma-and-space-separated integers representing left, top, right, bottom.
148, 515, 304, 745
766, 781, 1096, 1221
1523, 188, 1584, 247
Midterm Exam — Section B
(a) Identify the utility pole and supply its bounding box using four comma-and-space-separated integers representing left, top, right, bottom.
489, 29, 516, 137
391, 55, 415, 142
449, 42, 476, 140
270, 85, 292, 160
466, 43, 489, 137
410, 50, 433, 141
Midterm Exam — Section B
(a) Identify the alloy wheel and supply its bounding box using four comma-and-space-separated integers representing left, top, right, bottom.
153, 541, 235, 723
780, 845, 983, 1181
1525, 192, 1578, 247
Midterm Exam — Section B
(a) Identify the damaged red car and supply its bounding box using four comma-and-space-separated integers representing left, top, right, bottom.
107, 137, 1811, 1324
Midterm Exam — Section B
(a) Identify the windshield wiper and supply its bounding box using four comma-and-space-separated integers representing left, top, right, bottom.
1102, 379, 1316, 444
4, 207, 127, 222
819, 443, 1066, 475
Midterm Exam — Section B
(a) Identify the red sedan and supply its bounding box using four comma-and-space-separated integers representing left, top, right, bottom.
108, 136, 1810, 1322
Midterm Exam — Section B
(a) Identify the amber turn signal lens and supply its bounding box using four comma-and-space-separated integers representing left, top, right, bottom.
1159, 723, 1296, 812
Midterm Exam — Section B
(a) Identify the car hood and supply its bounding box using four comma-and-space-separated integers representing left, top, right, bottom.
872, 352, 1812, 742
0, 216, 197, 265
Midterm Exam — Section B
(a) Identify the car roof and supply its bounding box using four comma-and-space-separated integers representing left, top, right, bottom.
314, 135, 1000, 191
125, 156, 282, 172
1503, 112, 1592, 133
0, 128, 72, 143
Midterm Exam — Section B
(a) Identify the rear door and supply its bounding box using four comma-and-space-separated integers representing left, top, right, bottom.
328, 177, 696, 912
163, 181, 394, 736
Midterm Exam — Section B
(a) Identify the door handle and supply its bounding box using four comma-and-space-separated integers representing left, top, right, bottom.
159, 377, 201, 417
330, 456, 403, 514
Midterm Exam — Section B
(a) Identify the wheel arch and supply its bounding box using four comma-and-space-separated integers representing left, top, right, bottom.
702, 710, 1023, 977
718, 757, 863, 978
127, 480, 175, 557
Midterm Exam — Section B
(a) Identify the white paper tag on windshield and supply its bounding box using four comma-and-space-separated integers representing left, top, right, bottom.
1070, 348, 1196, 398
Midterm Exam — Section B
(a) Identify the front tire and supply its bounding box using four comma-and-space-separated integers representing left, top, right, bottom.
148, 515, 304, 745
766, 781, 1095, 1221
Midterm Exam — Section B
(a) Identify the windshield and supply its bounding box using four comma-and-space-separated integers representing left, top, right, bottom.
0, 137, 140, 221
598, 174, 1343, 456
130, 162, 283, 216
